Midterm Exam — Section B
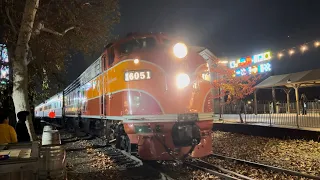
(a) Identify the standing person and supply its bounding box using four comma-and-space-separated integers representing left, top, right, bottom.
0, 110, 18, 144
300, 93, 307, 115
239, 100, 245, 123
15, 111, 31, 142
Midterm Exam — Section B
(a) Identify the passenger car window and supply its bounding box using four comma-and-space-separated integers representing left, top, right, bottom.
119, 37, 156, 55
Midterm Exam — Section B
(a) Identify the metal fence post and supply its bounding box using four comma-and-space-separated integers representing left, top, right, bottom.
269, 112, 272, 126
244, 103, 247, 123
296, 113, 299, 128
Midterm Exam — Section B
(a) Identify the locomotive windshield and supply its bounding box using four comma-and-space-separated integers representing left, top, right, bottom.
119, 37, 156, 54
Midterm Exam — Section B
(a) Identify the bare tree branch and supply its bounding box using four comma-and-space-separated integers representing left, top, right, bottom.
33, 22, 75, 37
29, 22, 75, 65
5, 7, 17, 35
42, 26, 75, 36
33, 21, 44, 36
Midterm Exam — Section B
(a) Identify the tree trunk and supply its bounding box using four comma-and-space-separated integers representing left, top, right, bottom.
12, 0, 39, 141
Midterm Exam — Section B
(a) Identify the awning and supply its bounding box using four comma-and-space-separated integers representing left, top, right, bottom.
255, 68, 320, 89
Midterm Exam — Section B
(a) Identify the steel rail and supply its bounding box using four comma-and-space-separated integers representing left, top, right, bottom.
194, 158, 255, 180
210, 153, 320, 180
184, 161, 243, 180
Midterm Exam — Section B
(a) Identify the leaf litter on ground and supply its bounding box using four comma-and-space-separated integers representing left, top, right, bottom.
211, 131, 320, 178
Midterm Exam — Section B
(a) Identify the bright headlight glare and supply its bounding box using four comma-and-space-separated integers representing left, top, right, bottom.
176, 73, 190, 89
173, 43, 188, 58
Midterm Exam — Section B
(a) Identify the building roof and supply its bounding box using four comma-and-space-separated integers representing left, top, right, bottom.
255, 68, 320, 89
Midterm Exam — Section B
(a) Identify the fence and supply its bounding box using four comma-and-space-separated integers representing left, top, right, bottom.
217, 100, 320, 129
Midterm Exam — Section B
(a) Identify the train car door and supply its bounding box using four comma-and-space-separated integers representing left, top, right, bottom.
101, 54, 107, 117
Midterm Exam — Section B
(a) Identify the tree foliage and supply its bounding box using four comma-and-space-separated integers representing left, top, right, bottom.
210, 59, 260, 103
1, 0, 120, 103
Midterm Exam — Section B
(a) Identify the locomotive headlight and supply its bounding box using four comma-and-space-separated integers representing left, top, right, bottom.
176, 73, 190, 89
173, 43, 188, 58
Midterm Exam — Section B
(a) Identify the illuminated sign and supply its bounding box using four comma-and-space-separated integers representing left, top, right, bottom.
229, 51, 271, 68
235, 62, 271, 77
0, 44, 9, 85
124, 70, 151, 82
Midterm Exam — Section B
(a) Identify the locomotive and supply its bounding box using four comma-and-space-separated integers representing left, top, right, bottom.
35, 32, 217, 160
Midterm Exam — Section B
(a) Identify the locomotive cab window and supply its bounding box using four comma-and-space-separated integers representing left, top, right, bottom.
119, 37, 156, 55
108, 46, 115, 66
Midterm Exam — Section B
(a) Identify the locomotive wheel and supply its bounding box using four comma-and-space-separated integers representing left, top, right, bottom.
115, 124, 131, 153
119, 134, 131, 152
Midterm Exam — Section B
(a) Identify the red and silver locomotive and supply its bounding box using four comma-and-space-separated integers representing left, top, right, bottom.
35, 33, 216, 160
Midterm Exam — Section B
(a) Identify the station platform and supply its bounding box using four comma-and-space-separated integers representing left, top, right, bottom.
212, 119, 320, 142
216, 113, 320, 132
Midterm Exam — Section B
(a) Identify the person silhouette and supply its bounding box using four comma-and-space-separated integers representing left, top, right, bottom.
300, 93, 307, 115
15, 111, 31, 142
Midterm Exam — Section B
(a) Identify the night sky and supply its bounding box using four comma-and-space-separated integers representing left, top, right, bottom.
66, 0, 320, 98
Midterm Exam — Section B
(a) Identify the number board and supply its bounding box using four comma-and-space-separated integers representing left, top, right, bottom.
124, 70, 151, 82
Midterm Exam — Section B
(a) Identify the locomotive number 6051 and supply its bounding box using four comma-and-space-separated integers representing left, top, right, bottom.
124, 70, 151, 82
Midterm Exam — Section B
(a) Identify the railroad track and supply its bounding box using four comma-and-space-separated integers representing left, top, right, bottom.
184, 154, 320, 180
45, 123, 176, 180
184, 158, 252, 180
209, 153, 320, 180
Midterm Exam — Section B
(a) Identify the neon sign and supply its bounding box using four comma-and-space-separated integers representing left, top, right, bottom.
0, 44, 9, 85
229, 51, 271, 68
235, 62, 271, 77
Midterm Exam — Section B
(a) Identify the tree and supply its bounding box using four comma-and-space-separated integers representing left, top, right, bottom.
210, 59, 260, 123
1, 0, 120, 140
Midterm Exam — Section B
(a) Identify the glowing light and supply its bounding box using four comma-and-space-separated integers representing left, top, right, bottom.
48, 111, 56, 119
253, 52, 271, 64
235, 62, 271, 77
176, 73, 190, 89
315, 41, 320, 47
300, 45, 308, 52
218, 60, 228, 64
173, 43, 188, 58
134, 59, 139, 64
259, 62, 272, 73
0, 44, 9, 85
229, 61, 236, 68
288, 49, 295, 55
277, 53, 283, 58
229, 51, 271, 68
